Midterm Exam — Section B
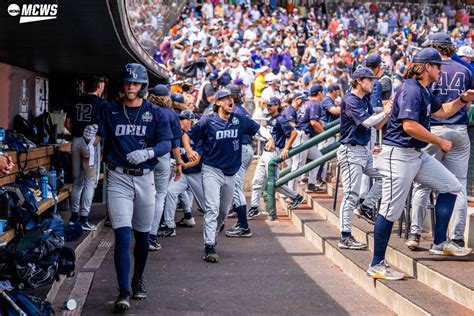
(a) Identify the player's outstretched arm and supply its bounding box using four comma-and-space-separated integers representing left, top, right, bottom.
281, 129, 298, 161
182, 133, 198, 162
433, 90, 474, 119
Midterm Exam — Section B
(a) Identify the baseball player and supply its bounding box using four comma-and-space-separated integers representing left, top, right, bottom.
248, 97, 304, 219
147, 85, 184, 244
224, 84, 256, 236
317, 83, 341, 189
356, 54, 390, 223
65, 74, 106, 231
337, 67, 391, 250
407, 33, 474, 250
161, 110, 205, 237
91, 63, 173, 311
288, 88, 324, 193
368, 48, 474, 281
183, 88, 274, 263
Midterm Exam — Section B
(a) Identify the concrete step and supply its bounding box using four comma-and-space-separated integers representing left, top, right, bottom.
279, 188, 474, 312
285, 206, 473, 315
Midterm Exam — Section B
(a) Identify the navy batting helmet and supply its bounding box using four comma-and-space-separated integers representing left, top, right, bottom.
121, 63, 149, 98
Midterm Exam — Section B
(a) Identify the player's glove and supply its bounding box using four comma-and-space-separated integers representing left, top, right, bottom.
126, 149, 155, 165
83, 124, 98, 142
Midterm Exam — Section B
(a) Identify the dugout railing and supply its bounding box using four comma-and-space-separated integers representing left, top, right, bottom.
264, 120, 340, 220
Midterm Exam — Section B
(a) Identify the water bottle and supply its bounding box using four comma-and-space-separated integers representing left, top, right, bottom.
43, 130, 49, 145
50, 167, 57, 192
40, 175, 49, 200
32, 125, 38, 144
59, 168, 65, 183
0, 127, 4, 155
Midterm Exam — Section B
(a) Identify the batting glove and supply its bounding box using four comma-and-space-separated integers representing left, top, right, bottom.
126, 149, 155, 165
83, 124, 98, 141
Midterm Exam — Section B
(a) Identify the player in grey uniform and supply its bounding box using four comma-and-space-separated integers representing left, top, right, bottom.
65, 75, 106, 231
248, 97, 304, 220
147, 85, 184, 243
183, 89, 274, 263
337, 67, 391, 250
367, 49, 473, 281
407, 33, 474, 250
92, 63, 173, 311
225, 84, 256, 237
161, 110, 205, 237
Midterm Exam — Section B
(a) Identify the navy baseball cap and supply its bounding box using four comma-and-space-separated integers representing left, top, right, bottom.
423, 32, 453, 47
178, 110, 195, 120
171, 93, 184, 103
151, 84, 169, 96
309, 84, 324, 95
267, 97, 281, 106
295, 93, 308, 101
328, 83, 341, 92
351, 67, 378, 79
214, 89, 232, 100
208, 71, 219, 81
412, 48, 448, 65
365, 53, 382, 67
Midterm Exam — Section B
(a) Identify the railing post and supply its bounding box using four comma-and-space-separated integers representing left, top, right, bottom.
265, 160, 278, 221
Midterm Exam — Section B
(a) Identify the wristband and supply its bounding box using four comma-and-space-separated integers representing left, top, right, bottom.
460, 95, 468, 104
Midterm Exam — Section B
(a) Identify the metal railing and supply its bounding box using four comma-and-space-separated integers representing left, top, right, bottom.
264, 120, 341, 220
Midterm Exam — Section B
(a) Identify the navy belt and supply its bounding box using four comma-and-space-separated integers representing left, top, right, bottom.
107, 164, 150, 176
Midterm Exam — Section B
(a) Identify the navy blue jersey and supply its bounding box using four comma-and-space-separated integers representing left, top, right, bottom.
233, 103, 253, 145
67, 94, 106, 137
98, 99, 173, 169
431, 59, 474, 125
320, 96, 338, 123
296, 101, 320, 134
181, 138, 204, 175
283, 105, 297, 123
267, 114, 294, 149
368, 79, 383, 111
384, 79, 442, 148
160, 107, 182, 148
339, 93, 374, 145
188, 112, 260, 176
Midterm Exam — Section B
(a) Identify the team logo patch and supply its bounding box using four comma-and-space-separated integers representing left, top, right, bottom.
142, 111, 153, 123
271, 119, 277, 125
232, 117, 240, 125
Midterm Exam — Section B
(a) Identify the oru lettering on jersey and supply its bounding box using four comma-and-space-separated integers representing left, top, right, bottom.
215, 129, 238, 139
115, 124, 147, 136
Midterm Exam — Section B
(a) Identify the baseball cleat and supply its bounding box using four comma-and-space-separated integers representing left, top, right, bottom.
367, 260, 404, 280
158, 226, 176, 237
305, 183, 324, 193
113, 291, 130, 312
354, 205, 376, 224
289, 194, 304, 209
451, 239, 465, 248
406, 233, 420, 250
81, 220, 97, 231
429, 241, 472, 256
177, 217, 196, 227
247, 207, 261, 219
148, 239, 161, 251
338, 236, 368, 250
204, 245, 219, 263
225, 225, 252, 238
227, 210, 237, 218
131, 277, 147, 300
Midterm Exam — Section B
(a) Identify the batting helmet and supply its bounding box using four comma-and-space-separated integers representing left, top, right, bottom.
120, 63, 149, 98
